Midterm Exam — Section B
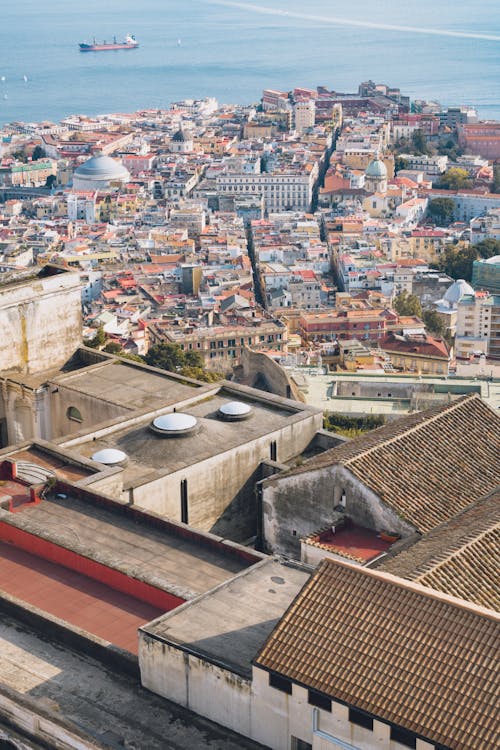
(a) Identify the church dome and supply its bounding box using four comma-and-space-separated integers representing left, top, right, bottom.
443, 279, 474, 306
172, 129, 187, 142
365, 157, 388, 179
73, 154, 130, 189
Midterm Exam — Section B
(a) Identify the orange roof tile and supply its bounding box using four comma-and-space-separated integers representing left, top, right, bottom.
255, 558, 500, 750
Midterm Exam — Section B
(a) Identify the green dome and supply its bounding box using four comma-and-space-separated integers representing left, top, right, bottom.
366, 157, 387, 179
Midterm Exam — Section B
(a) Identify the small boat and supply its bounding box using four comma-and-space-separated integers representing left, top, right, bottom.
177, 38, 182, 46
23, 75, 28, 83
79, 34, 139, 52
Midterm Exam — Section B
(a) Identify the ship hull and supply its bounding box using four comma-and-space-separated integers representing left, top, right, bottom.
79, 43, 139, 51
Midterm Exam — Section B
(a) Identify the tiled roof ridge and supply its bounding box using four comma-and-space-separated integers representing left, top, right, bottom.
342, 393, 479, 468
414, 523, 500, 582
410, 504, 500, 582
321, 556, 500, 622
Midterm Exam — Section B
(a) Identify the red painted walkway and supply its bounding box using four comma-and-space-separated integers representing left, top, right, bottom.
0, 541, 164, 653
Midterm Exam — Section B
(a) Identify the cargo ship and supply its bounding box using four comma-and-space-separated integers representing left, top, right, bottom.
79, 34, 139, 52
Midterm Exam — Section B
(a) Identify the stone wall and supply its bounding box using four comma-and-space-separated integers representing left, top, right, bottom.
0, 268, 82, 376
261, 464, 415, 558
130, 414, 322, 541
236, 348, 304, 402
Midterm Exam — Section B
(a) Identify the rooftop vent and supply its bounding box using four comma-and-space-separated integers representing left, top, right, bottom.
91, 448, 128, 465
218, 401, 253, 421
151, 412, 197, 437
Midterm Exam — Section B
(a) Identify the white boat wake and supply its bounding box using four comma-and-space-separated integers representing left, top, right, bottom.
202, 0, 500, 42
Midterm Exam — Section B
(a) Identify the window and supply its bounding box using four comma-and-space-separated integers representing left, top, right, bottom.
210, 341, 216, 349
291, 739, 312, 750
269, 672, 292, 694
349, 707, 373, 731
66, 406, 83, 423
270, 441, 277, 462
180, 479, 188, 524
390, 726, 416, 748
308, 690, 331, 712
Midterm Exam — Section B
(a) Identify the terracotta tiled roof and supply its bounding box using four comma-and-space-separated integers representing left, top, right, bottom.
255, 558, 500, 750
381, 487, 500, 610
272, 395, 500, 533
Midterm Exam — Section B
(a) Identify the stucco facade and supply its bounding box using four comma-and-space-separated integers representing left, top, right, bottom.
261, 464, 415, 558
251, 667, 435, 750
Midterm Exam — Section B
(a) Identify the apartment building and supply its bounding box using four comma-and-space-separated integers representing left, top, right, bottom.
148, 318, 288, 369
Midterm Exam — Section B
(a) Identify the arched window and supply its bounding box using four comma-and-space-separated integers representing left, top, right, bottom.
66, 406, 83, 423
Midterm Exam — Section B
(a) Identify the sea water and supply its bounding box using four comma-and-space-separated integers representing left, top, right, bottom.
0, 0, 499, 125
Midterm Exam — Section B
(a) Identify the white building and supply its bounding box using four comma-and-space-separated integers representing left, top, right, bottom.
217, 167, 317, 213
294, 100, 316, 133
455, 291, 493, 358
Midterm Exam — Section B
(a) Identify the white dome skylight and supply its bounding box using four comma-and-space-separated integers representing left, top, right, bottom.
151, 412, 197, 436
91, 448, 128, 465
218, 401, 253, 421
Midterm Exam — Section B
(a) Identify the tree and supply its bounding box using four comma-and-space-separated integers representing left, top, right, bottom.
394, 155, 408, 173
493, 165, 500, 194
428, 197, 455, 226
45, 174, 56, 189
86, 325, 106, 349
411, 129, 429, 156
434, 242, 477, 281
144, 342, 222, 382
103, 341, 123, 354
422, 309, 445, 337
145, 342, 186, 372
31, 145, 45, 161
437, 167, 472, 190
474, 238, 500, 259
393, 291, 422, 318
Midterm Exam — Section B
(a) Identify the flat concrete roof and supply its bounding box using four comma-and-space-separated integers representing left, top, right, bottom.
142, 558, 310, 678
0, 613, 265, 750
0, 490, 252, 600
287, 368, 500, 412
71, 388, 308, 488
52, 360, 206, 411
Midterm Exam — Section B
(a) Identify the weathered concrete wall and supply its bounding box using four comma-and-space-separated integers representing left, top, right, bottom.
261, 464, 415, 558
0, 269, 82, 376
0, 380, 52, 446
139, 648, 433, 750
237, 348, 305, 402
131, 414, 322, 541
0, 683, 105, 750
139, 635, 252, 738
49, 383, 132, 441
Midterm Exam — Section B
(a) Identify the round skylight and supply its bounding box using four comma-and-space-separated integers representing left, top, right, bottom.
91, 448, 128, 465
218, 401, 253, 421
151, 412, 197, 436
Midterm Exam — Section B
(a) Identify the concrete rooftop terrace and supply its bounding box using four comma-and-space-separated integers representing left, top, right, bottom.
6, 445, 94, 483
0, 486, 258, 601
0, 613, 266, 750
52, 359, 206, 412
142, 558, 310, 678
65, 386, 310, 487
